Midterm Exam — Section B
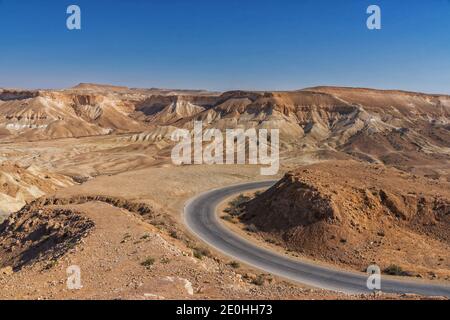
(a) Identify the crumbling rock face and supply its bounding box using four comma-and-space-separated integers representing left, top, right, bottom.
71, 94, 103, 107
30, 195, 155, 218
26, 195, 185, 242
0, 207, 94, 270
242, 175, 340, 229
0, 90, 40, 101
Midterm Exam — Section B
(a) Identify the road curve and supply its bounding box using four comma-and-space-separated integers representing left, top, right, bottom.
184, 180, 450, 297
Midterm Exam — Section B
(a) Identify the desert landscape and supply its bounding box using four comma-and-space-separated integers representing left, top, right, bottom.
0, 83, 448, 299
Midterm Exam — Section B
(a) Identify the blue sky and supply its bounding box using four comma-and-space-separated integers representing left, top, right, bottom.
0, 0, 449, 93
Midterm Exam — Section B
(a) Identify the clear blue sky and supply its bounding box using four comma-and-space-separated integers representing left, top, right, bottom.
0, 0, 449, 93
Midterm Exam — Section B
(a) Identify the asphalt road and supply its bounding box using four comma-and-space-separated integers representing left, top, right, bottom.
184, 180, 450, 297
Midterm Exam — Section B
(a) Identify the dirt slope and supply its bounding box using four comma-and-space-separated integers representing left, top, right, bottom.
0, 198, 379, 300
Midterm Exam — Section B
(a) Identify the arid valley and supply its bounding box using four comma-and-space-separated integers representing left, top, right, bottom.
0, 83, 448, 299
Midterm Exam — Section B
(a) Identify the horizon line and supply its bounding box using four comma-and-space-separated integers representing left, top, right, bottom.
1, 82, 450, 97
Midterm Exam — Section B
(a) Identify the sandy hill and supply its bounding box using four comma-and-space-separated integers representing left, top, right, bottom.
0, 90, 145, 140
71, 83, 130, 92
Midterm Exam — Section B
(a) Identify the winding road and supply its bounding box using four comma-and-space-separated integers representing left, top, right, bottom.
184, 180, 450, 297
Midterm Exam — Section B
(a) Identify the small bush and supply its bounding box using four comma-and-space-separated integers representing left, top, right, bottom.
252, 275, 265, 286
141, 233, 151, 240
225, 194, 251, 217
169, 230, 178, 239
221, 215, 235, 223
227, 261, 241, 269
231, 194, 251, 207
193, 247, 211, 260
72, 176, 90, 184
245, 224, 258, 233
44, 260, 58, 270
383, 264, 409, 276
141, 257, 155, 268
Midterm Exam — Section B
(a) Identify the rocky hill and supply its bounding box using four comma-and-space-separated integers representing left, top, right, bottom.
1, 86, 448, 178
0, 89, 145, 140
133, 86, 449, 177
241, 160, 450, 279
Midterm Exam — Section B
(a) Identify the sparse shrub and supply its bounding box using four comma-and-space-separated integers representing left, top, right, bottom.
245, 224, 258, 233
242, 273, 253, 280
383, 264, 409, 276
44, 259, 58, 270
169, 230, 178, 239
252, 274, 266, 286
141, 257, 155, 268
232, 194, 251, 206
193, 247, 211, 260
225, 194, 251, 217
72, 176, 90, 184
140, 233, 151, 240
221, 215, 235, 223
151, 219, 166, 227
227, 261, 240, 269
